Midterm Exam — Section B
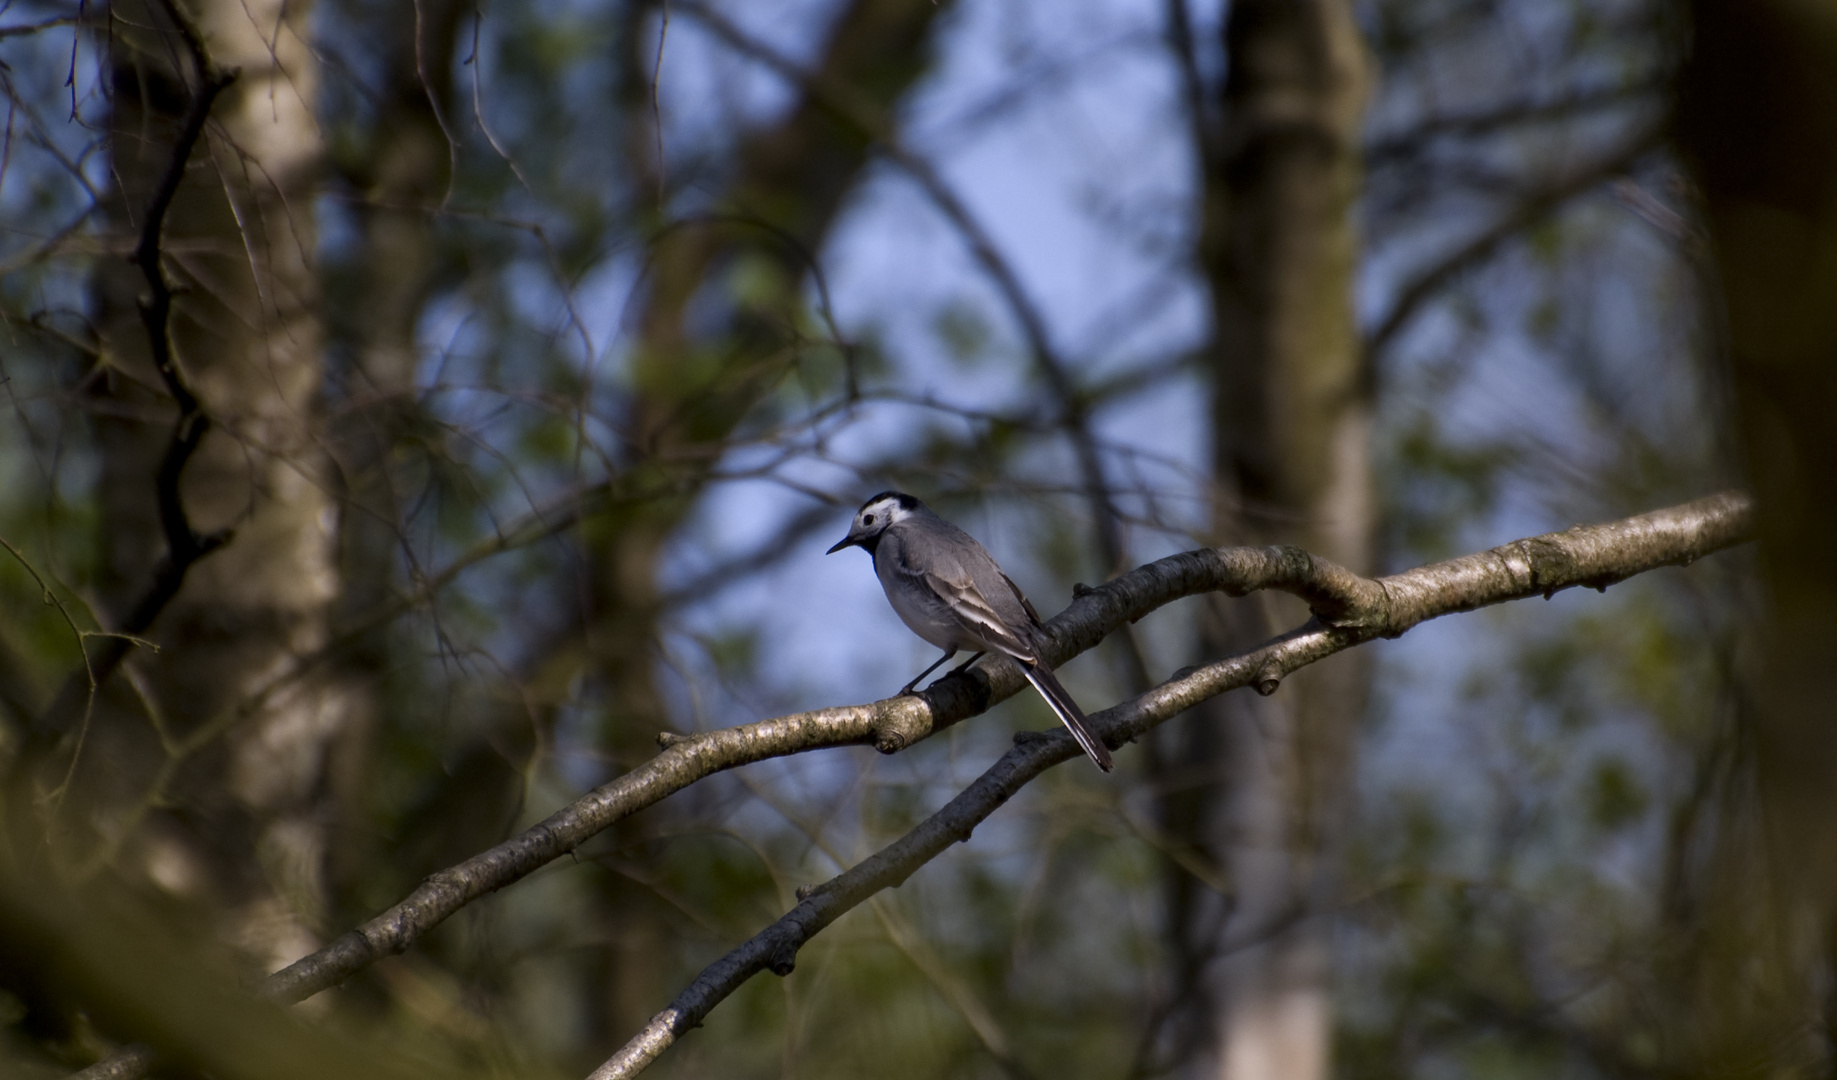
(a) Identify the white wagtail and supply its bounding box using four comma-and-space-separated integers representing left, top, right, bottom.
827, 491, 1114, 772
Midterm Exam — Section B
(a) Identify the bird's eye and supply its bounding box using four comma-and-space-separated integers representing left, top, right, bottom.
863, 514, 876, 526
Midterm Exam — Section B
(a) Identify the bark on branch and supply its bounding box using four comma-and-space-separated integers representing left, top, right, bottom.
264, 491, 1751, 1015
589, 490, 1754, 1079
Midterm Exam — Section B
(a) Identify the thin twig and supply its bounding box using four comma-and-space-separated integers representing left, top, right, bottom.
1364, 124, 1663, 364
1363, 82, 1663, 165
649, 0, 670, 207
0, 15, 82, 40
676, 0, 1156, 690
24, 0, 237, 752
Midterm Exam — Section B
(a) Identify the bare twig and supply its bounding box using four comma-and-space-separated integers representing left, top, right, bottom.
675, 0, 1134, 574
0, 16, 82, 40
69, 442, 880, 883
1363, 83, 1663, 165
677, 0, 1159, 704
591, 490, 1754, 1077
1364, 124, 1663, 363
649, 0, 671, 206
24, 0, 237, 751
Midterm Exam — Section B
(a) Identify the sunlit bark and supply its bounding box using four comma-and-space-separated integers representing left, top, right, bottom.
87, 0, 334, 972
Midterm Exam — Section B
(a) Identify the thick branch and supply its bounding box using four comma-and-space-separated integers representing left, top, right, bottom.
591, 490, 1754, 1078
266, 492, 1751, 1011
258, 521, 1373, 1001
70, 1046, 154, 1080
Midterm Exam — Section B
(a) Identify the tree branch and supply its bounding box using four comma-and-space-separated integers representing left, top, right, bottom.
69, 1046, 154, 1080
120, 0, 238, 624
263, 491, 1749, 1018
1363, 83, 1663, 165
590, 490, 1754, 1078
29, 0, 238, 742
84, 493, 1747, 1080
1364, 123, 1663, 363
0, 15, 81, 40
676, 0, 1135, 575
679, 0, 1161, 700
255, 506, 1393, 1001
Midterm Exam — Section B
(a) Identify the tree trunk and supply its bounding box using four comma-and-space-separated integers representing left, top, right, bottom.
317, 0, 475, 933
1676, 2, 1837, 1071
1166, 2, 1372, 1076
88, 0, 334, 973
564, 0, 953, 1043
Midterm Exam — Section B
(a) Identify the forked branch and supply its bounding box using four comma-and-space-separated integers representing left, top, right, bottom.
265, 491, 1751, 1016
591, 490, 1754, 1078
24, 0, 237, 753
77, 492, 1752, 1080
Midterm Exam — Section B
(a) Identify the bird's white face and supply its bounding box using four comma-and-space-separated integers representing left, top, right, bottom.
853, 494, 914, 534
827, 491, 920, 554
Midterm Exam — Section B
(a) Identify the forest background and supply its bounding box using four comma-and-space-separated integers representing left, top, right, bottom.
1, 0, 1835, 1078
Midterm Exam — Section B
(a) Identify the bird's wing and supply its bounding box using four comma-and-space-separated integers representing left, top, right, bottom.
998, 570, 1043, 627
923, 569, 1037, 661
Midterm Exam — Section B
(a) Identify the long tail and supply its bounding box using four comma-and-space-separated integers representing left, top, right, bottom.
1021, 662, 1114, 772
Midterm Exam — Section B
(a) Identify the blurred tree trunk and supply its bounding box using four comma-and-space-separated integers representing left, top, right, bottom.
1164, 1, 1372, 1076
1676, 1, 1837, 1071
583, 0, 948, 749
86, 0, 334, 972
318, 0, 476, 932
563, 0, 951, 1043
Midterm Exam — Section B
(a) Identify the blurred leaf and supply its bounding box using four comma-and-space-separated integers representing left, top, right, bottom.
1586, 757, 1647, 833
932, 299, 992, 368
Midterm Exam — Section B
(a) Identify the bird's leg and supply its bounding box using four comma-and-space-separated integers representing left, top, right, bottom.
947, 651, 986, 677
898, 649, 957, 696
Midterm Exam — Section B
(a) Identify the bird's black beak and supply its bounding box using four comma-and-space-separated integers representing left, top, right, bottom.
826, 535, 856, 555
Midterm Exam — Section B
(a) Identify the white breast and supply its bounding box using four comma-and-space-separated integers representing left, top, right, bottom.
874, 535, 972, 651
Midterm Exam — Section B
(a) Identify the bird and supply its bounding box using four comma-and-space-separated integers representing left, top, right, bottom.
826, 491, 1114, 772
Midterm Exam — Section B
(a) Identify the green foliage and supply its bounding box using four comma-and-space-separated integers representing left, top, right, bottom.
1386, 410, 1507, 560
932, 299, 994, 368
1585, 756, 1646, 833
